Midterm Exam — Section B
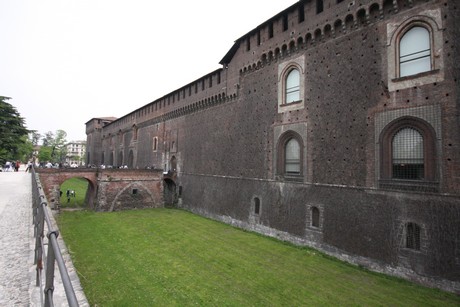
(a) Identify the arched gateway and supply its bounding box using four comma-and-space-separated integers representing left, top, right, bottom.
36, 168, 165, 211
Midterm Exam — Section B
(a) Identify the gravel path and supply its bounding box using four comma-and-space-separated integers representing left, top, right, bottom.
0, 170, 33, 306
0, 169, 89, 306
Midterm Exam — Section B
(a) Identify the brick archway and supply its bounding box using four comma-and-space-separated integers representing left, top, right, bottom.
36, 168, 98, 209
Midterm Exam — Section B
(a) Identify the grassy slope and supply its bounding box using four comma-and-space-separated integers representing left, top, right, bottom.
59, 177, 88, 208
57, 209, 460, 306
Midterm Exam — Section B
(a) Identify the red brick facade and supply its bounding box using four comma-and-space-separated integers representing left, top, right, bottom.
85, 0, 460, 293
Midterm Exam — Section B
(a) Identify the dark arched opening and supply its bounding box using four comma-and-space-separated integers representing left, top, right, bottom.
163, 178, 177, 208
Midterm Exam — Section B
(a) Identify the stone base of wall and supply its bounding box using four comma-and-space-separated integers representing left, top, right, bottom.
96, 169, 164, 211
179, 173, 460, 294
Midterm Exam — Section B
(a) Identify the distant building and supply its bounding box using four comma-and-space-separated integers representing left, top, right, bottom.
85, 117, 117, 166
65, 141, 86, 166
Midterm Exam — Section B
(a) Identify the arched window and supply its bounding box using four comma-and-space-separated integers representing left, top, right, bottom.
277, 131, 304, 179
311, 207, 320, 227
278, 57, 304, 112
399, 26, 431, 77
392, 128, 424, 180
405, 222, 421, 250
379, 117, 437, 191
285, 69, 300, 103
285, 138, 300, 174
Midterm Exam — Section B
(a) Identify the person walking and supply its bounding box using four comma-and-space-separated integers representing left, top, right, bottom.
25, 161, 32, 172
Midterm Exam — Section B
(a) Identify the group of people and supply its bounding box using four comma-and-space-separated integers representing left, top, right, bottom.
2, 161, 34, 172
60, 189, 77, 203
2, 160, 21, 172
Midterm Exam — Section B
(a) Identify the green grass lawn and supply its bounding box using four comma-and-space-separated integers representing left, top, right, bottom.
59, 177, 88, 208
57, 209, 460, 306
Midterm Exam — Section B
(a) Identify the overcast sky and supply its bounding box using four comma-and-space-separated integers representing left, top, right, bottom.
0, 0, 296, 142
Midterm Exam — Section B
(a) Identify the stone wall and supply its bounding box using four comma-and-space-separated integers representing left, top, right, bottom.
95, 169, 164, 211
36, 168, 164, 212
180, 173, 460, 293
85, 0, 460, 293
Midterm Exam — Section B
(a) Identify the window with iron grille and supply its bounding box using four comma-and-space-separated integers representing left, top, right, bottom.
276, 131, 304, 180
379, 116, 437, 192
285, 138, 300, 175
392, 127, 424, 180
406, 222, 421, 250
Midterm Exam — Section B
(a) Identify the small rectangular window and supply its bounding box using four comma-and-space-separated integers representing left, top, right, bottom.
254, 197, 261, 214
317, 0, 324, 14
298, 4, 305, 23
283, 15, 288, 31
268, 22, 274, 38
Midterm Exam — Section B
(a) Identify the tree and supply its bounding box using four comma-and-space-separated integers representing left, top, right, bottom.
39, 129, 68, 164
42, 131, 55, 147
38, 146, 53, 164
17, 135, 34, 162
30, 131, 41, 146
0, 96, 29, 164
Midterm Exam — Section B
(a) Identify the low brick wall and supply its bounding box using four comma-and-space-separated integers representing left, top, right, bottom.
96, 169, 164, 211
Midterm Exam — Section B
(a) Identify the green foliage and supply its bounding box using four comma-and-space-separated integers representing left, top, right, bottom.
38, 146, 53, 164
16, 134, 34, 162
40, 129, 68, 163
57, 209, 460, 306
59, 177, 88, 207
0, 96, 30, 163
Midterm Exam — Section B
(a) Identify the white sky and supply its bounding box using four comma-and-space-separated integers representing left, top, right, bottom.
0, 0, 296, 142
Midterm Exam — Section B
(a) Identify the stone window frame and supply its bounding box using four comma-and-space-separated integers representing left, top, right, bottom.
398, 221, 427, 254
398, 26, 431, 78
274, 123, 308, 182
276, 130, 305, 181
249, 196, 262, 225
306, 203, 324, 231
278, 55, 305, 113
386, 10, 444, 92
379, 116, 438, 192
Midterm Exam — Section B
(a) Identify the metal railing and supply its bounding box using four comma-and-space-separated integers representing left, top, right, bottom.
31, 167, 79, 307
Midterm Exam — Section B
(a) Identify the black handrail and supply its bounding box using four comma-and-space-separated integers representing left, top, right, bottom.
31, 167, 79, 307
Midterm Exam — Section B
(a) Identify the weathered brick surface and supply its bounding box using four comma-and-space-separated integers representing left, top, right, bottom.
36, 169, 164, 211
96, 169, 163, 211
85, 0, 460, 293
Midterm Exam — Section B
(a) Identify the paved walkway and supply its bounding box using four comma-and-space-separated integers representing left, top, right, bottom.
0, 168, 88, 306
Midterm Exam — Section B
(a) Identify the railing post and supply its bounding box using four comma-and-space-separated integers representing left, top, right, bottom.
35, 202, 46, 287
50, 232, 79, 307
32, 169, 81, 307
44, 231, 57, 307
